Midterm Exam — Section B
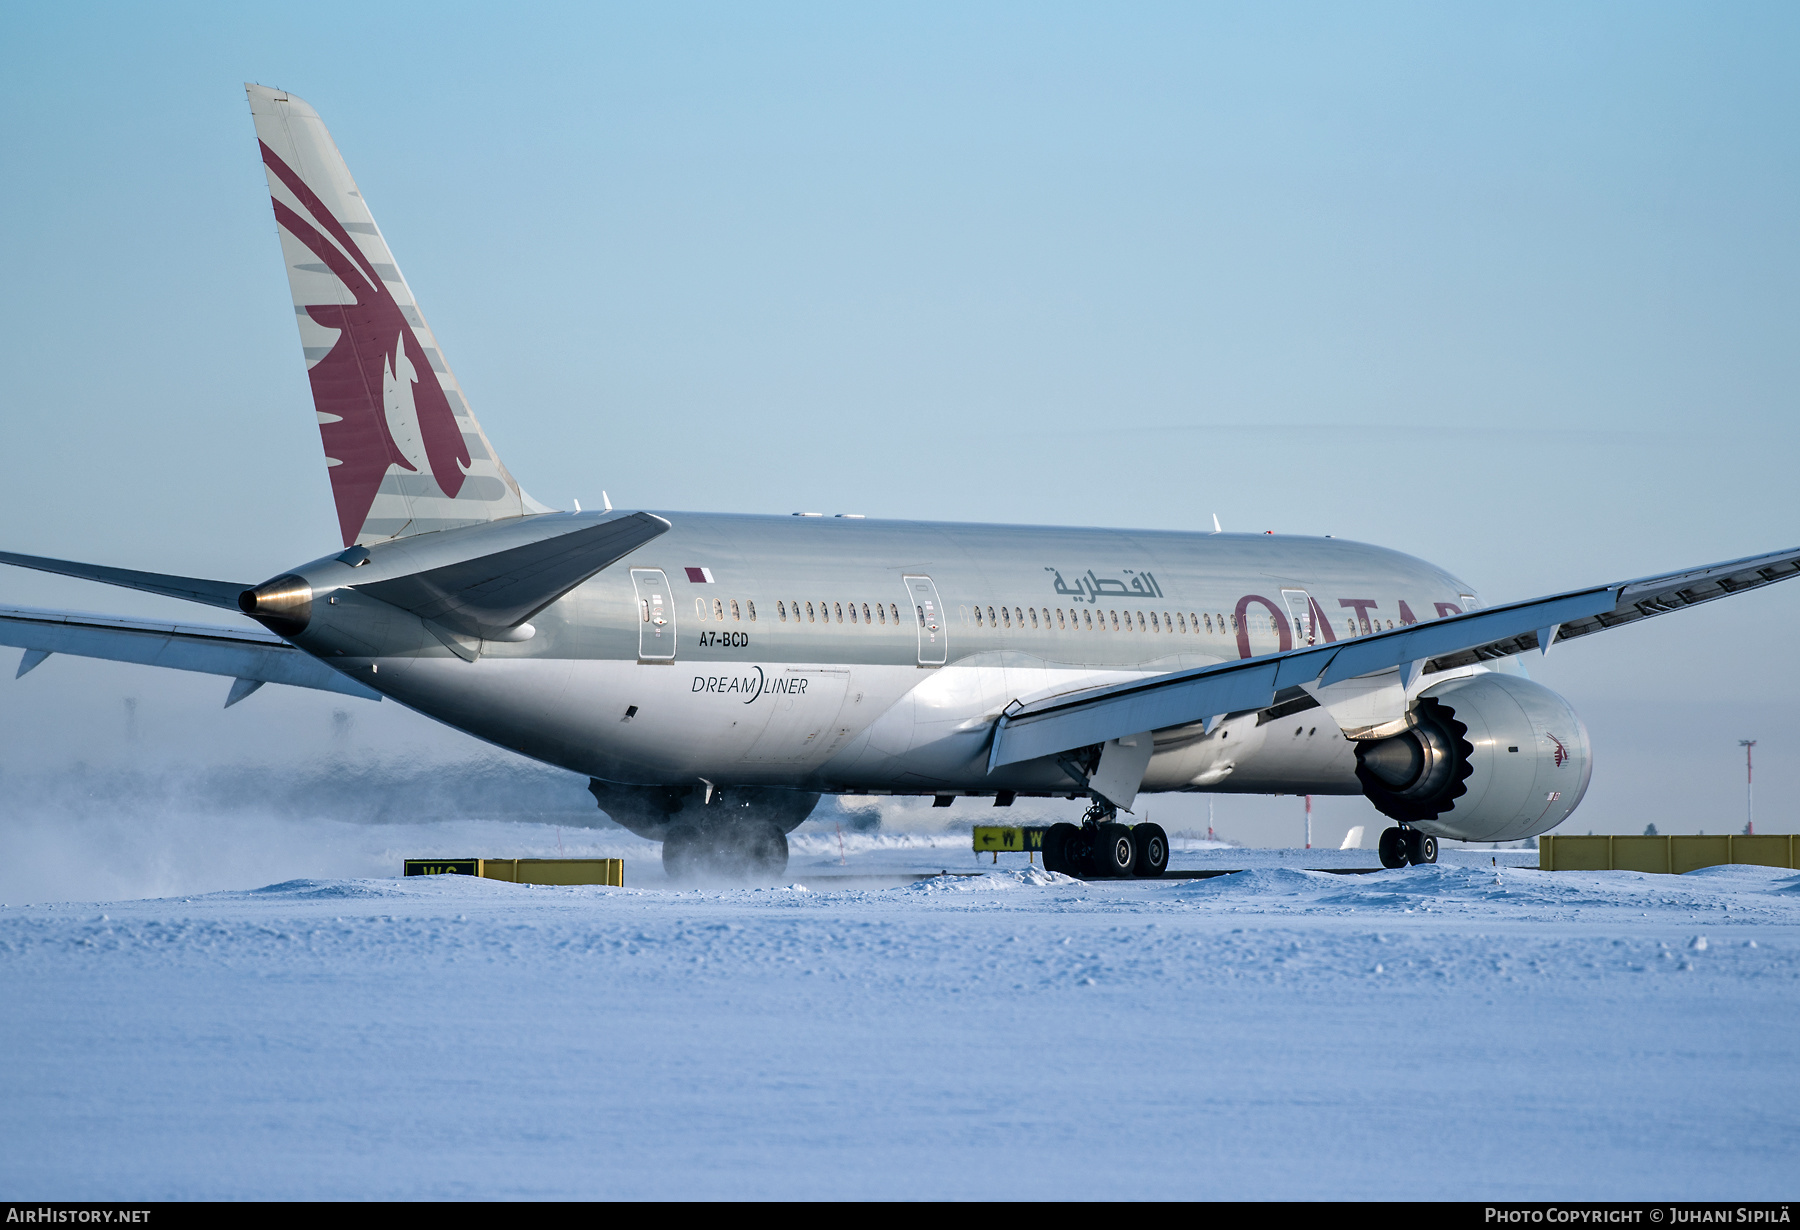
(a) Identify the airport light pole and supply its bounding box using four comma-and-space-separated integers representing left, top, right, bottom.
1304, 794, 1312, 850
1738, 740, 1756, 835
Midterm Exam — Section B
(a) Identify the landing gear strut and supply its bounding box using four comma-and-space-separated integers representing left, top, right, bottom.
1378, 825, 1438, 869
1042, 800, 1168, 879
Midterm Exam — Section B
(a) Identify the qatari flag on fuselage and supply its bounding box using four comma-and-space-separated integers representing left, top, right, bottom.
685, 567, 714, 583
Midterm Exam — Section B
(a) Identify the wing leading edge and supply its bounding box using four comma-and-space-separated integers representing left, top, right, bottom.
988, 545, 1800, 773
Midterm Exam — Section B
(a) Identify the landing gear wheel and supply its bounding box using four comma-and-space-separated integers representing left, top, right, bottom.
1406, 830, 1438, 865
1130, 823, 1169, 878
742, 820, 790, 879
1378, 827, 1408, 869
1092, 822, 1136, 878
661, 820, 789, 881
1043, 822, 1081, 876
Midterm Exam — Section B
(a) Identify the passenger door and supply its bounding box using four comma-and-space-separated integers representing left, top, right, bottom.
904, 574, 947, 665
631, 568, 676, 661
1280, 588, 1317, 646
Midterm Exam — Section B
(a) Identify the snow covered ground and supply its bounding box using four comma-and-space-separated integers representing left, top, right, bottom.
2, 840, 1797, 1200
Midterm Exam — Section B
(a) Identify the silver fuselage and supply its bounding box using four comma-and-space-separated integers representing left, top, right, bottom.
284, 513, 1482, 801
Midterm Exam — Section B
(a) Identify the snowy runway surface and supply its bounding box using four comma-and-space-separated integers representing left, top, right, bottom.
4, 855, 1798, 1199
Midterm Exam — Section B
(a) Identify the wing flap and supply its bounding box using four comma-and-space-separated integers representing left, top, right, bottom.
0, 605, 381, 701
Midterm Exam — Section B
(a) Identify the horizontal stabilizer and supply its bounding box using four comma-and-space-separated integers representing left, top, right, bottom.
989, 543, 1800, 771
0, 550, 246, 611
356, 511, 670, 639
0, 605, 380, 701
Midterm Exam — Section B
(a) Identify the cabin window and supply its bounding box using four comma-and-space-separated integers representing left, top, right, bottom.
1029, 608, 1039, 629
1082, 609, 1093, 630
834, 602, 843, 623
1385, 619, 1393, 630
1109, 610, 1119, 630
890, 604, 900, 623
1014, 607, 1024, 627
1148, 611, 1159, 631
640, 599, 649, 623
1176, 613, 1186, 632
1000, 606, 1010, 628
1136, 611, 1146, 631
695, 598, 707, 620
916, 605, 925, 627
747, 601, 756, 621
987, 605, 997, 627
730, 599, 741, 621
877, 603, 886, 624
806, 601, 815, 622
863, 603, 872, 624
848, 602, 858, 624
707, 598, 719, 621
975, 606, 984, 627
1345, 619, 1354, 636
777, 600, 787, 622
1056, 609, 1066, 629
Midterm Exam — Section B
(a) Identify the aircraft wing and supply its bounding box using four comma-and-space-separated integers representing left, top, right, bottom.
989, 544, 1800, 772
0, 550, 246, 610
0, 605, 382, 706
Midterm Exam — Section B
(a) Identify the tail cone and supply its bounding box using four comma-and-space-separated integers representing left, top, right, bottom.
239, 574, 313, 636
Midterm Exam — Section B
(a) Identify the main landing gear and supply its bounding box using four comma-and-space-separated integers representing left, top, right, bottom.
663, 819, 789, 882
1042, 801, 1169, 879
1377, 825, 1438, 869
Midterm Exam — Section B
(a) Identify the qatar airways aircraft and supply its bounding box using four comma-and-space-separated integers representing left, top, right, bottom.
2, 85, 1795, 879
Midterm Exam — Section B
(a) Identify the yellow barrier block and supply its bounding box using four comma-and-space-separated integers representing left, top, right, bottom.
1540, 834, 1796, 874
404, 858, 624, 887
1670, 836, 1731, 875
1542, 835, 1612, 871
1609, 836, 1671, 874
1728, 834, 1794, 868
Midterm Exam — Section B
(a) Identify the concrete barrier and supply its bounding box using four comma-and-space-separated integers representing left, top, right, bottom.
1539, 833, 1795, 873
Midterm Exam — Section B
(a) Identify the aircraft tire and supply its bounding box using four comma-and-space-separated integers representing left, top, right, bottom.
1378, 827, 1409, 869
1043, 822, 1080, 876
662, 822, 703, 881
1130, 823, 1169, 878
741, 820, 790, 879
1093, 822, 1136, 878
1406, 830, 1438, 865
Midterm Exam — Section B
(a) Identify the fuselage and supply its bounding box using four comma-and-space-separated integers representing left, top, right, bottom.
286, 513, 1485, 801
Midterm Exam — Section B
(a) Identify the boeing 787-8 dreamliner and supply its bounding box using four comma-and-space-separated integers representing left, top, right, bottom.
3, 85, 1795, 879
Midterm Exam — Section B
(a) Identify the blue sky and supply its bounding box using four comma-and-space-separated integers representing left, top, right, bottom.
1, 3, 1795, 841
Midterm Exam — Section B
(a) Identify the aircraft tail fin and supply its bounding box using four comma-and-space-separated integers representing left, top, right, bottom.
246, 84, 550, 548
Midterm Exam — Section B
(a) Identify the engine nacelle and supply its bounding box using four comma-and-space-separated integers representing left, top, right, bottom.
1354, 673, 1592, 843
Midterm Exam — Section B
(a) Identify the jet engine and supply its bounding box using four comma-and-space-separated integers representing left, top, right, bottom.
1354, 672, 1592, 843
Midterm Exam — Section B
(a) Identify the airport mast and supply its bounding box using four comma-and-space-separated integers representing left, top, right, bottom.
1738, 740, 1756, 834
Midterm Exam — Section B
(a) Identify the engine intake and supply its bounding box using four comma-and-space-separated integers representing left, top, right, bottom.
1355, 672, 1592, 843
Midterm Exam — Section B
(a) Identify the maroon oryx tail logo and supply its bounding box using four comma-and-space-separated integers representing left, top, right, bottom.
1548, 732, 1568, 768
262, 142, 470, 546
